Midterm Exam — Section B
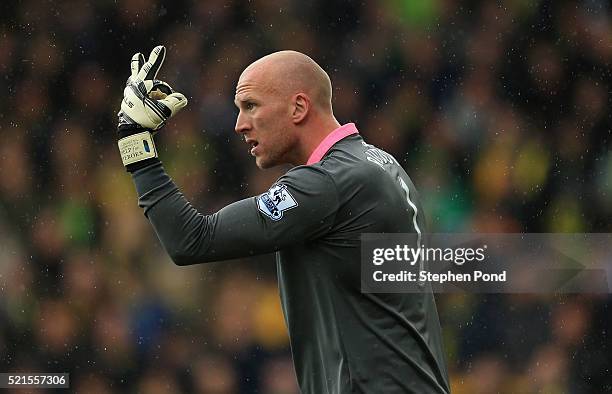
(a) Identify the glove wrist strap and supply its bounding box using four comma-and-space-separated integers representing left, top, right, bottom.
118, 131, 158, 167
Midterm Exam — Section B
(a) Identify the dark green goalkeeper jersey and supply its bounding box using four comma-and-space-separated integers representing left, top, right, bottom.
131, 123, 450, 393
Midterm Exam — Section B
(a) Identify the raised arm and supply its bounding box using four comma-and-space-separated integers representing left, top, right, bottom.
131, 163, 338, 265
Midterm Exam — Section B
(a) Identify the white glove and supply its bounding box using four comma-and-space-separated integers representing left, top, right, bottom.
117, 45, 188, 170
118, 45, 188, 130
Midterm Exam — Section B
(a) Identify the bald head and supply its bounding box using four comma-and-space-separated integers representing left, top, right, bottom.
239, 50, 333, 113
234, 51, 341, 167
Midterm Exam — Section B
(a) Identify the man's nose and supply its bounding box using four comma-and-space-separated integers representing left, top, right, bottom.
235, 112, 251, 135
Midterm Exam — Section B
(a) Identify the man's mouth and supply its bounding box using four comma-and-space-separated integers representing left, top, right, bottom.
246, 139, 259, 156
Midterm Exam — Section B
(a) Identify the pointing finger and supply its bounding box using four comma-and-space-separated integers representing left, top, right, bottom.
138, 45, 166, 80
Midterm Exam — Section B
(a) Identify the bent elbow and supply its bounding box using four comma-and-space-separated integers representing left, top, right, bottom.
167, 249, 196, 266
167, 245, 217, 266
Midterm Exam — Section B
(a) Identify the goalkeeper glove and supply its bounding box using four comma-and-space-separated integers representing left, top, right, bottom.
117, 45, 188, 172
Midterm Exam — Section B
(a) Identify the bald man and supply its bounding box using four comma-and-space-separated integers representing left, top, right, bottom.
119, 47, 450, 393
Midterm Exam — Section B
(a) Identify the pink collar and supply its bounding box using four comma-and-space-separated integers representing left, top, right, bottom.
306, 123, 359, 165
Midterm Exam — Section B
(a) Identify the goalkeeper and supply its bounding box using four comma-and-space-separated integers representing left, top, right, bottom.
117, 45, 450, 394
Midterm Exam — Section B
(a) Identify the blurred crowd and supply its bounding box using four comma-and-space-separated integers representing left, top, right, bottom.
0, 0, 611, 393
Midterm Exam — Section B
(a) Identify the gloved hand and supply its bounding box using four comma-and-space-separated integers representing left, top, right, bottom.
117, 45, 188, 172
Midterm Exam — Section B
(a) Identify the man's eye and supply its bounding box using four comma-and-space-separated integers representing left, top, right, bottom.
246, 102, 255, 110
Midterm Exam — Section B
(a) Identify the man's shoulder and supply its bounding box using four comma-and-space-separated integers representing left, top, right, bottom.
317, 142, 392, 182
275, 158, 365, 196
282, 137, 401, 189
278, 163, 337, 192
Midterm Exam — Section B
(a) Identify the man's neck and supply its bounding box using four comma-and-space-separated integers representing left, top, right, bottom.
297, 117, 341, 165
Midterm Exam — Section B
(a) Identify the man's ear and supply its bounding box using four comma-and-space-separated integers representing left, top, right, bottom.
292, 93, 310, 124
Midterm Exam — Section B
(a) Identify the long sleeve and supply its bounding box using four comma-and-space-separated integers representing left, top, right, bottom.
131, 162, 339, 265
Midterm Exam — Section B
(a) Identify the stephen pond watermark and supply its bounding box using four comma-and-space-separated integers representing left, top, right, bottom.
361, 234, 611, 293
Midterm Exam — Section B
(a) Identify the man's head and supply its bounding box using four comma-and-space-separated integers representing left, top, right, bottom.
234, 50, 335, 168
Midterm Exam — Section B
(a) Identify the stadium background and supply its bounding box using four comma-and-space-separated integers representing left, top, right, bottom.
0, 0, 610, 392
